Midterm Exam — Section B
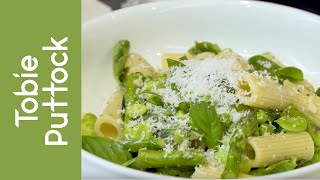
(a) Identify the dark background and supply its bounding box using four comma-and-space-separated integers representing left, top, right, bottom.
100, 0, 320, 15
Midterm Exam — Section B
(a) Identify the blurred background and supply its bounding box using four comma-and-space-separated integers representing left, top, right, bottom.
82, 0, 320, 23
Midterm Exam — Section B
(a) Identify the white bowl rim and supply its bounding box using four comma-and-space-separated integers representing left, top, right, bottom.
82, 0, 320, 178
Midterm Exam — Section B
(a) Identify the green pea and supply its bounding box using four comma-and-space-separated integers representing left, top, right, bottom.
257, 110, 269, 124
178, 102, 190, 113
276, 116, 307, 132
156, 73, 168, 88
126, 104, 148, 118
124, 123, 153, 141
144, 80, 157, 91
259, 123, 274, 136
175, 110, 186, 120
220, 113, 232, 129
81, 113, 97, 136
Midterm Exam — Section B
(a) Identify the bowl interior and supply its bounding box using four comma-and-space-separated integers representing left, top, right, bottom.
82, 0, 320, 178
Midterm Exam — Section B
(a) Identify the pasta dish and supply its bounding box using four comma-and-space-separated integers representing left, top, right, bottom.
82, 40, 320, 178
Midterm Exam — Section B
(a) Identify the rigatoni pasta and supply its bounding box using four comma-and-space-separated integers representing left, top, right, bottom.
82, 40, 320, 179
247, 132, 314, 167
94, 90, 124, 141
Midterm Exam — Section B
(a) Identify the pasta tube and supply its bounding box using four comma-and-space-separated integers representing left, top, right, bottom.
247, 132, 314, 168
94, 90, 124, 141
238, 73, 320, 127
125, 53, 157, 77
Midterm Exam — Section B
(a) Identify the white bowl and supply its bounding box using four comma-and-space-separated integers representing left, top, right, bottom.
82, 0, 320, 178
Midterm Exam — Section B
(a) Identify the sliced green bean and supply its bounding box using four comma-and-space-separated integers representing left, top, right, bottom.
136, 150, 204, 168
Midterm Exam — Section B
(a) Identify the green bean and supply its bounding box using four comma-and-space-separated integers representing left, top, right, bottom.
136, 150, 205, 168
239, 155, 252, 173
124, 72, 143, 106
249, 157, 297, 176
122, 139, 164, 152
112, 40, 130, 85
221, 131, 246, 179
81, 113, 97, 136
276, 116, 307, 132
156, 168, 194, 177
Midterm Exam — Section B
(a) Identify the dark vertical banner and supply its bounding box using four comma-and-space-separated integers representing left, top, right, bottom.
0, 1, 80, 179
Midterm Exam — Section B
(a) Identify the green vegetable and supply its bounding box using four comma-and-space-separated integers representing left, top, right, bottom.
248, 55, 281, 73
249, 157, 297, 176
316, 88, 320, 97
271, 67, 304, 83
276, 116, 307, 132
147, 95, 164, 106
239, 155, 252, 173
178, 102, 190, 113
281, 105, 320, 145
175, 110, 186, 119
189, 102, 222, 149
123, 123, 153, 141
112, 40, 130, 85
82, 136, 132, 164
307, 120, 320, 147
173, 130, 188, 144
156, 73, 168, 88
311, 149, 320, 163
221, 131, 245, 179
167, 58, 186, 68
81, 113, 97, 136
136, 150, 204, 168
188, 41, 221, 55
122, 139, 163, 152
156, 168, 194, 177
257, 110, 269, 124
126, 104, 148, 118
179, 55, 188, 60
259, 123, 274, 136
124, 72, 143, 107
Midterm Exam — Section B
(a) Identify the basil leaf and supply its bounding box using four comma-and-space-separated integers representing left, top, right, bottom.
315, 88, 320, 97
188, 41, 221, 55
249, 157, 297, 176
189, 102, 222, 149
112, 40, 130, 85
248, 55, 281, 73
271, 67, 304, 83
82, 136, 132, 164
167, 58, 186, 68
